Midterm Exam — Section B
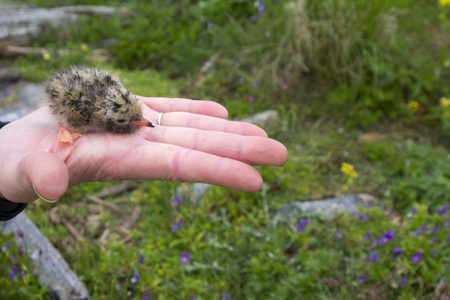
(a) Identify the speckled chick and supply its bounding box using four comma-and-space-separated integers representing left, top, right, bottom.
44, 65, 153, 144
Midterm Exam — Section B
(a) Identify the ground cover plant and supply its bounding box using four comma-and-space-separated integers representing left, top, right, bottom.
1, 0, 450, 299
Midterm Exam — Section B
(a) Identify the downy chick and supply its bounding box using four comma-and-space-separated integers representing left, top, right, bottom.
44, 65, 154, 144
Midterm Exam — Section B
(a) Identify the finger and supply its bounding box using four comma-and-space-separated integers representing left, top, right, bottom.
144, 126, 288, 166
70, 139, 264, 192
144, 112, 268, 137
137, 96, 229, 119
3, 152, 69, 203
128, 143, 265, 192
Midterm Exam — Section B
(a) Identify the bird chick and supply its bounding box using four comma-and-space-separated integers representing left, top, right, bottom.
44, 65, 154, 144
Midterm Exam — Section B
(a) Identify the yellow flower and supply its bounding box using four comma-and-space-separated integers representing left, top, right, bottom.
42, 52, 51, 61
341, 163, 358, 179
80, 43, 88, 51
441, 97, 450, 107
439, 0, 450, 6
441, 97, 450, 118
407, 100, 419, 112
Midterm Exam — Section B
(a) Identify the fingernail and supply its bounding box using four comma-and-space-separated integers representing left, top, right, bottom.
33, 184, 59, 203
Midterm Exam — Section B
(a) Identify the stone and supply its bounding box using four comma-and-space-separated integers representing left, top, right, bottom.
0, 4, 130, 41
273, 193, 381, 226
2, 212, 90, 300
0, 81, 45, 121
0, 68, 21, 83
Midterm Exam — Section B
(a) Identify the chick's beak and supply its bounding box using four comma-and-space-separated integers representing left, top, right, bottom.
131, 118, 155, 128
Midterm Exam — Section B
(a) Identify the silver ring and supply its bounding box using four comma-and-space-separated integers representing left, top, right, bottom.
157, 112, 164, 126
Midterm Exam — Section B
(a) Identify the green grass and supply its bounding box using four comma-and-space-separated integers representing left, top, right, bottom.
1, 0, 450, 299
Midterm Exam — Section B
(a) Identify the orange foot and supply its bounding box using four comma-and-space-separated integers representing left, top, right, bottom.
57, 122, 82, 145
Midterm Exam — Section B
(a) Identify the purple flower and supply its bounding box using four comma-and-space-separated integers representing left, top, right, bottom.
362, 231, 371, 241
8, 264, 19, 280
352, 211, 367, 221
250, 14, 257, 22
393, 247, 403, 257
370, 240, 378, 248
142, 291, 151, 300
297, 218, 310, 233
415, 224, 427, 236
383, 230, 394, 240
297, 224, 306, 233
18, 248, 25, 257
357, 275, 367, 283
411, 206, 417, 214
171, 196, 182, 206
258, 4, 265, 16
189, 296, 195, 300
399, 275, 408, 287
17, 229, 24, 238
429, 235, 437, 243
379, 230, 394, 244
180, 252, 191, 264
171, 220, 183, 232
436, 204, 449, 216
368, 251, 378, 263
445, 220, 450, 229
299, 218, 310, 225
130, 273, 140, 284
222, 292, 231, 299
246, 95, 255, 103
11, 264, 18, 274
1, 242, 11, 252
411, 251, 423, 263
430, 248, 439, 254
207, 21, 213, 30
137, 255, 145, 264
335, 231, 342, 239
252, 80, 260, 89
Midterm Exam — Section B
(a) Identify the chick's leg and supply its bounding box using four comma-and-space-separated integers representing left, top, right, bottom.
57, 122, 82, 145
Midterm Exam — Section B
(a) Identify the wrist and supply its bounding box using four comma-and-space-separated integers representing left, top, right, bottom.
0, 121, 9, 200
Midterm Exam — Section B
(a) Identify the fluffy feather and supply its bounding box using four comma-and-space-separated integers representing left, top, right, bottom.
44, 65, 152, 134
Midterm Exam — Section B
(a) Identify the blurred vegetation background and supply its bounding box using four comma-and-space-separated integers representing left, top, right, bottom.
1, 0, 450, 299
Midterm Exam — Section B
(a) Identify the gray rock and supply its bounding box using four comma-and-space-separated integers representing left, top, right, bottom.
0, 81, 45, 121
0, 68, 21, 83
0, 4, 130, 41
0, 4, 77, 40
273, 193, 381, 226
2, 212, 90, 300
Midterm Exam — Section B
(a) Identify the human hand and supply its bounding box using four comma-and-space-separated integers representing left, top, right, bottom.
0, 96, 288, 203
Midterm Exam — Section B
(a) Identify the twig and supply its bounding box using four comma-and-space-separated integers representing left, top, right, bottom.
98, 227, 110, 244
93, 181, 138, 198
61, 220, 85, 242
85, 195, 121, 213
49, 207, 60, 225
123, 206, 141, 229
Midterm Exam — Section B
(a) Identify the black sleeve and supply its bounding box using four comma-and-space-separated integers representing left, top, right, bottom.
0, 121, 28, 221
0, 198, 28, 221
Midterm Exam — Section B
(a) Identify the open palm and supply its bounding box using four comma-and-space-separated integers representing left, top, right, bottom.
0, 96, 288, 203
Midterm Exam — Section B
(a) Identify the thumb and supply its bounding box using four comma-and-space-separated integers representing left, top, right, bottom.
17, 152, 69, 203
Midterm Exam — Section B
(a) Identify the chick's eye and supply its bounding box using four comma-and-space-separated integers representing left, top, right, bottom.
116, 119, 127, 124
